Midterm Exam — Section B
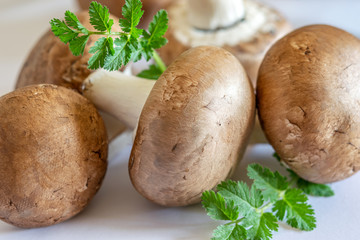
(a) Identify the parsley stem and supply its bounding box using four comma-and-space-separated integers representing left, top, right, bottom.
152, 50, 167, 73
225, 217, 245, 226
85, 31, 125, 37
257, 201, 273, 214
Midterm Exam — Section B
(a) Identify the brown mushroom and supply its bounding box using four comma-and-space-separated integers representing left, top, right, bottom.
15, 11, 125, 140
0, 84, 108, 228
257, 24, 360, 183
157, 0, 292, 85
76, 0, 172, 28
83, 46, 255, 206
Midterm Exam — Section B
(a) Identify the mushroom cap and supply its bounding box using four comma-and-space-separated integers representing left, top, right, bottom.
16, 11, 122, 91
76, 0, 172, 28
257, 24, 360, 183
157, 0, 291, 85
129, 46, 255, 206
0, 84, 108, 228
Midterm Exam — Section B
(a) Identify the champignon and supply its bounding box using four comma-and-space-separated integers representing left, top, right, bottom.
15, 11, 125, 140
0, 84, 108, 228
157, 0, 291, 85
257, 24, 360, 183
83, 46, 255, 206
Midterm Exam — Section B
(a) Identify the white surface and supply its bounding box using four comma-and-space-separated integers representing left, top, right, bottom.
0, 0, 360, 239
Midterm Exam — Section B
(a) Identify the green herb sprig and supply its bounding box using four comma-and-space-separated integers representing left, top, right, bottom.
202, 154, 334, 240
50, 0, 168, 78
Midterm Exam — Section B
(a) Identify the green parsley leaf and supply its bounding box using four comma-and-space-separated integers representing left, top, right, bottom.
69, 35, 89, 56
296, 178, 335, 197
141, 9, 168, 60
89, 1, 114, 32
137, 64, 163, 80
253, 212, 279, 240
88, 37, 113, 69
217, 180, 264, 215
64, 11, 88, 34
104, 36, 133, 71
119, 0, 144, 38
50, 18, 79, 43
201, 190, 239, 221
248, 164, 289, 202
273, 189, 316, 231
50, 0, 169, 72
212, 224, 247, 240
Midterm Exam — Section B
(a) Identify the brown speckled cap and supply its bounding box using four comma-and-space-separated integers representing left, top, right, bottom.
129, 46, 255, 206
257, 25, 360, 183
0, 84, 108, 228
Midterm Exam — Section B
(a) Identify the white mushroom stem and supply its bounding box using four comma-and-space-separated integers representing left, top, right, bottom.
187, 0, 245, 30
82, 69, 155, 129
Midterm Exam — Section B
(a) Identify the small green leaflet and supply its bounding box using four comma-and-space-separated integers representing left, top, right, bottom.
50, 0, 169, 75
202, 190, 239, 221
89, 1, 114, 32
141, 9, 169, 61
212, 224, 247, 240
50, 18, 79, 44
253, 212, 279, 240
217, 181, 263, 214
104, 36, 133, 71
119, 0, 143, 38
69, 35, 90, 56
247, 164, 289, 202
64, 11, 88, 35
88, 37, 114, 69
137, 64, 163, 80
296, 178, 334, 197
273, 189, 316, 231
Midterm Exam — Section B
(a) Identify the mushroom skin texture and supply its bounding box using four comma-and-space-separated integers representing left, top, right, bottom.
76, 0, 172, 28
0, 84, 108, 228
257, 24, 360, 184
158, 0, 291, 85
16, 11, 122, 92
129, 46, 255, 206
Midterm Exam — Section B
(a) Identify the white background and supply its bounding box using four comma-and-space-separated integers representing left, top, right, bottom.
0, 0, 360, 239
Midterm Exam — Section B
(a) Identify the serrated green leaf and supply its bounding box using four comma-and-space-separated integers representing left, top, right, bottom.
144, 9, 168, 49
201, 191, 239, 221
140, 9, 168, 61
137, 64, 162, 80
252, 213, 279, 240
119, 0, 143, 38
217, 180, 264, 216
128, 37, 142, 62
69, 35, 89, 56
89, 1, 114, 32
273, 189, 316, 231
297, 178, 334, 197
248, 164, 289, 202
88, 37, 114, 69
64, 10, 88, 34
50, 18, 79, 43
104, 36, 132, 71
212, 224, 247, 240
